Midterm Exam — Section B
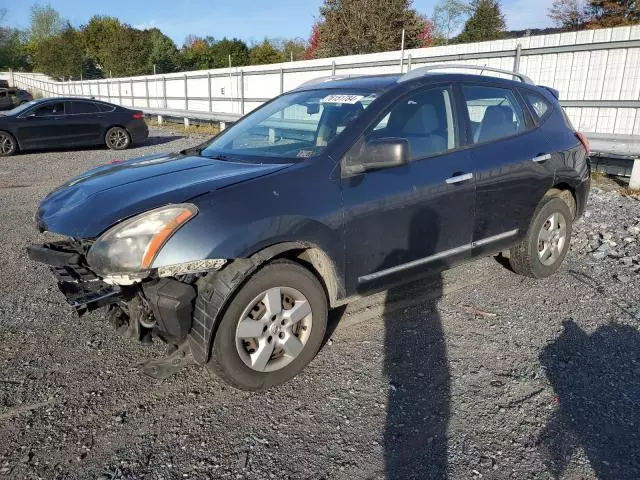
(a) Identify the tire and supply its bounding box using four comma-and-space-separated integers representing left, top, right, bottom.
205, 260, 328, 391
0, 131, 17, 156
509, 195, 573, 278
105, 126, 131, 150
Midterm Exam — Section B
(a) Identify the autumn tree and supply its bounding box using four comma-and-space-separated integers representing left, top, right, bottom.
305, 22, 322, 59
584, 0, 640, 27
548, 0, 587, 29
313, 0, 431, 56
455, 0, 505, 43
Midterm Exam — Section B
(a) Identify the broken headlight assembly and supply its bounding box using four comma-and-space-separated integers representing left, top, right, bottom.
87, 204, 198, 277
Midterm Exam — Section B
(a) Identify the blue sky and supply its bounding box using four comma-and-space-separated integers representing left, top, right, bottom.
3, 0, 555, 46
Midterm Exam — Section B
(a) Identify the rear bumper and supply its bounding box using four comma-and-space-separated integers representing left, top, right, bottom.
129, 121, 149, 144
27, 242, 126, 316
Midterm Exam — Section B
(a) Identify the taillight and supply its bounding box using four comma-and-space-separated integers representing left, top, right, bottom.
576, 132, 590, 155
132, 112, 144, 119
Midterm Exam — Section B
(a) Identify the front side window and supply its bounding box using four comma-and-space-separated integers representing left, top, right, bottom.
369, 86, 456, 160
462, 85, 525, 144
201, 89, 375, 161
32, 102, 65, 117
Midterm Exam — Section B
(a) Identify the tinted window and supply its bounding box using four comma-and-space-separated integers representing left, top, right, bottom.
96, 102, 116, 112
462, 85, 525, 143
32, 102, 65, 117
524, 92, 550, 120
69, 101, 99, 114
369, 86, 456, 160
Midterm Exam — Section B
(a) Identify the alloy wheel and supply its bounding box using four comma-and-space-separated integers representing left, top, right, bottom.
108, 128, 129, 149
0, 133, 15, 155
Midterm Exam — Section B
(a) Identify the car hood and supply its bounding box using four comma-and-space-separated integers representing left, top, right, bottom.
37, 152, 292, 238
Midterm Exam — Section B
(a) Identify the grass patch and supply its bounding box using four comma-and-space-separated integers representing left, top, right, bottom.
146, 118, 220, 136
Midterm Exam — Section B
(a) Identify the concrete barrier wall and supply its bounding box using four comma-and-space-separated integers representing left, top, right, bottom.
5, 24, 640, 135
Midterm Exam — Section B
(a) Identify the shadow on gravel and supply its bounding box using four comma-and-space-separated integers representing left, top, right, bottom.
139, 135, 184, 147
381, 208, 450, 479
538, 320, 640, 479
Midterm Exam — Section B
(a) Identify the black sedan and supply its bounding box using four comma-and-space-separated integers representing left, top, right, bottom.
0, 98, 148, 156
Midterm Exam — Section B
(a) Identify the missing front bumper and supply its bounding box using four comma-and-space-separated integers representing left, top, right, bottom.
27, 242, 127, 316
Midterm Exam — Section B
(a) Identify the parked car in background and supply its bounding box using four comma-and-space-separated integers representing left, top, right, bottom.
28, 66, 590, 391
0, 89, 12, 110
10, 88, 34, 106
0, 97, 148, 155
0, 79, 10, 89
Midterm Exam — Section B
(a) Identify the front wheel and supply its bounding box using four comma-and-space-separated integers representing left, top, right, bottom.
105, 126, 131, 150
509, 195, 573, 278
0, 131, 17, 156
205, 260, 328, 391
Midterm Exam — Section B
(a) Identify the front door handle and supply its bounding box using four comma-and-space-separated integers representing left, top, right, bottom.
532, 153, 551, 163
446, 172, 473, 184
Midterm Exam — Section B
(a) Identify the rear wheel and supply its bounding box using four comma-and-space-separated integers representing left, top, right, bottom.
105, 126, 131, 150
206, 260, 328, 391
509, 195, 573, 278
0, 131, 17, 156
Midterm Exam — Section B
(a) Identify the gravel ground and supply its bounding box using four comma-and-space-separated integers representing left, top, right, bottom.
0, 129, 639, 480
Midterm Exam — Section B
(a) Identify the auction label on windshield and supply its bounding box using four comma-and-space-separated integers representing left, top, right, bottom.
321, 94, 364, 104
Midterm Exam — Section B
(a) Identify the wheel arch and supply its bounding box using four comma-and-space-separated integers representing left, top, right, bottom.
547, 183, 577, 218
189, 241, 344, 365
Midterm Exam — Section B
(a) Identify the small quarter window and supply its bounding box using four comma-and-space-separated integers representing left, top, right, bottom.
462, 85, 525, 144
524, 92, 550, 120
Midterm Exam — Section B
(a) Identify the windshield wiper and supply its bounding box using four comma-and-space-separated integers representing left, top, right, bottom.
201, 152, 230, 161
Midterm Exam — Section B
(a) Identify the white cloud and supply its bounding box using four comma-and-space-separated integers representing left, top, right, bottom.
133, 20, 160, 30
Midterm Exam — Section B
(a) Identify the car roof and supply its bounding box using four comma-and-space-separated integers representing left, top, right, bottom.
291, 71, 534, 94
33, 97, 120, 107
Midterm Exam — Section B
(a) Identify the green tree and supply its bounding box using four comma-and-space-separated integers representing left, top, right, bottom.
585, 1, 640, 27
29, 4, 65, 44
208, 37, 250, 67
280, 38, 308, 61
147, 28, 179, 73
33, 24, 83, 80
314, 0, 430, 56
249, 39, 285, 65
455, 0, 505, 43
81, 16, 121, 69
432, 0, 473, 43
179, 36, 215, 69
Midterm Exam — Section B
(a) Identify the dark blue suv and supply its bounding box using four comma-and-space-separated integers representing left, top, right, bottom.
28, 66, 590, 390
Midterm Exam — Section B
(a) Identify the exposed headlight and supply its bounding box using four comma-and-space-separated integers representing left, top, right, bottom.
87, 204, 198, 275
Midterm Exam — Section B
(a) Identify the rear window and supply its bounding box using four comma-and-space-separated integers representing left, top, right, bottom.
524, 92, 551, 120
69, 101, 99, 114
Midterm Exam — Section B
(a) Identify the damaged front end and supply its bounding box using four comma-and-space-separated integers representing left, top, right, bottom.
27, 239, 209, 346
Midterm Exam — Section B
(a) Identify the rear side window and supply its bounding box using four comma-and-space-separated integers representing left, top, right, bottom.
524, 92, 550, 120
69, 101, 99, 114
462, 85, 525, 144
369, 86, 456, 160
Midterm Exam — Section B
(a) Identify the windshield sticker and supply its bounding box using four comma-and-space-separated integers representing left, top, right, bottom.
297, 149, 315, 158
321, 94, 364, 104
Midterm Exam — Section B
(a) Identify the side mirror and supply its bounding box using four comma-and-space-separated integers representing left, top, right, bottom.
306, 103, 320, 115
342, 137, 410, 176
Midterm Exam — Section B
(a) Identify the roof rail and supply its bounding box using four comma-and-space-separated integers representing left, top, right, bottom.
298, 75, 360, 88
397, 64, 534, 85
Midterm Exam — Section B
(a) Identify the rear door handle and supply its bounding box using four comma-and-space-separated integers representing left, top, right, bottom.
446, 173, 473, 184
532, 153, 551, 163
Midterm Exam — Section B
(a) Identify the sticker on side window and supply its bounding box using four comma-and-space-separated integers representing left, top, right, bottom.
321, 94, 364, 104
297, 150, 315, 158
